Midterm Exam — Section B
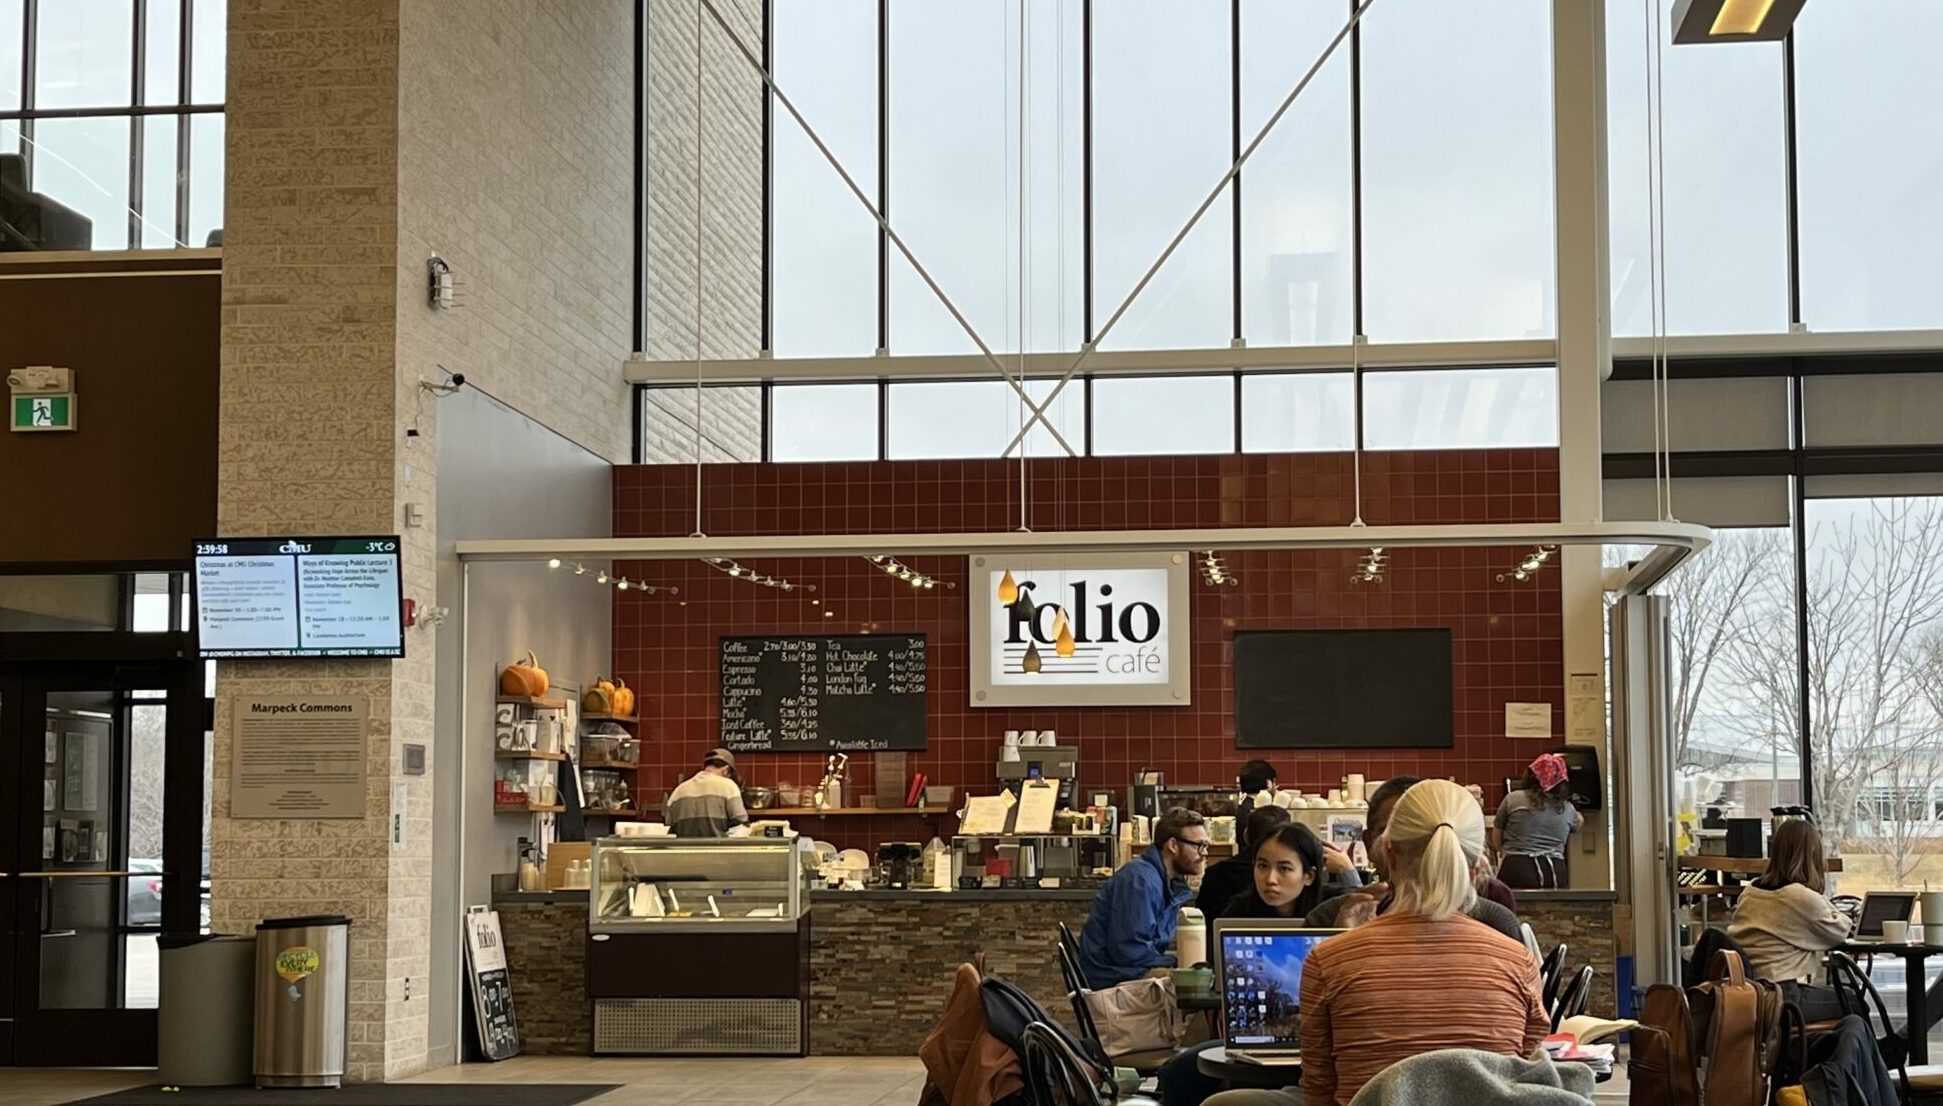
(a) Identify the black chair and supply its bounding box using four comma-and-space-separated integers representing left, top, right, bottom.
1550, 965, 1594, 1031
1023, 1021, 1159, 1106
1053, 941, 1175, 1077
1058, 922, 1086, 986
1539, 943, 1569, 1012
1826, 951, 1943, 1099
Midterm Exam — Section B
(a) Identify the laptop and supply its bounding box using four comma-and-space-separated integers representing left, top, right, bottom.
1212, 920, 1344, 1065
1856, 891, 1918, 939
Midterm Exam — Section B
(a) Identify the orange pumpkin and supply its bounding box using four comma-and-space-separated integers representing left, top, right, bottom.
612, 678, 636, 717
500, 651, 550, 698
583, 676, 620, 716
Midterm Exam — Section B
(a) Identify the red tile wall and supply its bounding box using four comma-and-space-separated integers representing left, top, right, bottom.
611, 450, 1563, 850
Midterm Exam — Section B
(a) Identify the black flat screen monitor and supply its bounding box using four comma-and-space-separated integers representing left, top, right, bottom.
1234, 628, 1453, 748
195, 536, 405, 658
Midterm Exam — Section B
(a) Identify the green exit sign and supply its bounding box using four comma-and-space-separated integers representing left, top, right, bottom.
12, 394, 75, 432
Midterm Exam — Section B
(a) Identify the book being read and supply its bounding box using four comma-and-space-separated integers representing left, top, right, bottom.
1551, 1015, 1639, 1046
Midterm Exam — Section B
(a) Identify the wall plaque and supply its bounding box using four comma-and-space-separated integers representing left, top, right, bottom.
232, 696, 369, 819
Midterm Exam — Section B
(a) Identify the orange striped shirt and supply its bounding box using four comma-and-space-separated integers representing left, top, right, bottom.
1298, 912, 1550, 1106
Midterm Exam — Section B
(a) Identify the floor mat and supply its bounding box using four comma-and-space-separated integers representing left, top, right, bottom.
66, 1084, 621, 1106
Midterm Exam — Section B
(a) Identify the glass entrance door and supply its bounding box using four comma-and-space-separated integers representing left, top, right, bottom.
1, 657, 204, 1067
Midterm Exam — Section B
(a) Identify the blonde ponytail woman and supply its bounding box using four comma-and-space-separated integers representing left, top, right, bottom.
1206, 781, 1550, 1106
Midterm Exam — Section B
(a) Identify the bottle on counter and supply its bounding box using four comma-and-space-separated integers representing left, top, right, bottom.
1176, 907, 1208, 970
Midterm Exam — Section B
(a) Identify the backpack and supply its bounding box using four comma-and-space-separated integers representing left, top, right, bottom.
1632, 949, 1787, 1106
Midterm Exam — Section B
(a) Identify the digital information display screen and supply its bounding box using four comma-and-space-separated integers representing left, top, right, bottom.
195, 536, 405, 658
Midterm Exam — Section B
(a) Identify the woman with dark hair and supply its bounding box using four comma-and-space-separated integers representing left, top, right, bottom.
1222, 823, 1337, 920
1195, 805, 1292, 917
1491, 753, 1582, 889
1728, 818, 1852, 981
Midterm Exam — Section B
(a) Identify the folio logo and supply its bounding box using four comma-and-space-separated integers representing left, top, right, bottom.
970, 553, 1190, 707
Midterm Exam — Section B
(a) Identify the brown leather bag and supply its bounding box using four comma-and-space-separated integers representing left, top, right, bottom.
1634, 982, 1700, 1106
1631, 949, 1784, 1106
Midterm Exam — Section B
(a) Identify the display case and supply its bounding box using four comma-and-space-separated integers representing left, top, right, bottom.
589, 836, 805, 931
585, 836, 811, 1056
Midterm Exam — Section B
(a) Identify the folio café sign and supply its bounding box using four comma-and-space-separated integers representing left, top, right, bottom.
969, 553, 1191, 708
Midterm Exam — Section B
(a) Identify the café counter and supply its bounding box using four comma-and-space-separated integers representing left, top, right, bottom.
491, 885, 1618, 1057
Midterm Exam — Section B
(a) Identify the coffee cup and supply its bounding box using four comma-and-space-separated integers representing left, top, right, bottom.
1020, 731, 1038, 746
1039, 729, 1057, 746
1003, 730, 1021, 748
1882, 919, 1910, 944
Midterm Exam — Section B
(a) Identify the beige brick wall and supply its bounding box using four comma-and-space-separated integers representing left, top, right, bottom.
216, 0, 404, 1083
217, 0, 640, 1081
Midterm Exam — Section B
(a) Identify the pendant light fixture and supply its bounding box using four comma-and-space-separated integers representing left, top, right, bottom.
1054, 608, 1077, 658
1022, 641, 1043, 675
997, 569, 1019, 604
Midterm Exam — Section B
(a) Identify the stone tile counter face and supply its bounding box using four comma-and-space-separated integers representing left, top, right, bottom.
498, 902, 591, 1056
808, 897, 1089, 1056
1521, 895, 1619, 1017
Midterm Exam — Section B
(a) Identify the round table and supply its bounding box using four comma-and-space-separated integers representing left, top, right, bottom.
1196, 1045, 1301, 1087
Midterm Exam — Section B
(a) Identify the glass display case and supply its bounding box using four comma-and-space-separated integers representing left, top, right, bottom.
589, 836, 806, 931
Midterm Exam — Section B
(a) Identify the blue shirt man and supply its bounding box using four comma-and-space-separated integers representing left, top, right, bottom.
1079, 809, 1209, 988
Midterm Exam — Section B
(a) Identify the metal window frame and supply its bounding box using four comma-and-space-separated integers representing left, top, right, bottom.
2, 0, 222, 251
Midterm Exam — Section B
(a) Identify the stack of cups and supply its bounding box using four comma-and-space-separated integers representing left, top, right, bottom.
1922, 890, 1943, 946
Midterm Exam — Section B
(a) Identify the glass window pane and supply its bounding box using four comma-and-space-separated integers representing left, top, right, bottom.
641, 385, 762, 463
187, 113, 222, 246
1092, 375, 1234, 456
1363, 366, 1558, 450
887, 2, 1081, 356
31, 117, 133, 251
1091, 0, 1231, 351
1804, 498, 1943, 894
1, 0, 22, 112
771, 0, 877, 357
1795, 1, 1943, 332
1240, 0, 1352, 347
132, 573, 172, 632
771, 383, 879, 462
1241, 372, 1355, 453
190, 0, 225, 104
887, 378, 1083, 460
139, 115, 179, 247
1608, 3, 1788, 336
35, 1, 134, 109
145, 0, 181, 105
1360, 0, 1554, 342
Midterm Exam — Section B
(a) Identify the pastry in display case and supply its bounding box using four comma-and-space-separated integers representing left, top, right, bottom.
589, 836, 806, 928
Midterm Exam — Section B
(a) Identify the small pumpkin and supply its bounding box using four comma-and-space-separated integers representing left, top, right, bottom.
583, 676, 620, 716
500, 651, 549, 698
611, 677, 635, 717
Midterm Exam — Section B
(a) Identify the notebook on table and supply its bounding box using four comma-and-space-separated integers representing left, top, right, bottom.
1211, 920, 1344, 1066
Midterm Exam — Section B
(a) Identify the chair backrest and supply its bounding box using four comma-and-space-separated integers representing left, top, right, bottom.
1054, 941, 1105, 1053
1826, 951, 1910, 1082
1057, 922, 1084, 982
1519, 922, 1543, 966
1022, 1021, 1108, 1106
1540, 943, 1569, 1008
1552, 965, 1595, 1030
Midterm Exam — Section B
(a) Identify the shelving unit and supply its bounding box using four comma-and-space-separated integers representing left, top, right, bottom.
497, 750, 567, 762
579, 706, 641, 821
498, 695, 569, 710
760, 806, 942, 817
496, 803, 566, 814
494, 685, 568, 814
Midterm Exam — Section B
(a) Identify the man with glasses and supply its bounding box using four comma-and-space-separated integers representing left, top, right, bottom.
1079, 809, 1211, 988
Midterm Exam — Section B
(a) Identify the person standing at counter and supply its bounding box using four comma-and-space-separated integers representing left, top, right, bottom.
665, 748, 749, 837
1079, 809, 1208, 988
1491, 753, 1582, 890
1235, 759, 1279, 817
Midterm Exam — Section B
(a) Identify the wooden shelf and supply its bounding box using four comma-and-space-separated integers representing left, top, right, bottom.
582, 713, 638, 724
582, 758, 640, 771
498, 695, 569, 710
1678, 855, 1843, 874
496, 750, 566, 762
495, 803, 565, 814
759, 806, 941, 817
582, 807, 639, 818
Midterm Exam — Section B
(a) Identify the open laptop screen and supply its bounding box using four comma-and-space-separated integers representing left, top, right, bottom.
1218, 929, 1335, 1047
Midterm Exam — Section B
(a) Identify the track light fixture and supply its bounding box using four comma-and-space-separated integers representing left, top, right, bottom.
703, 558, 817, 593
865, 554, 954, 591
1199, 550, 1238, 587
1497, 545, 1558, 583
1350, 547, 1387, 585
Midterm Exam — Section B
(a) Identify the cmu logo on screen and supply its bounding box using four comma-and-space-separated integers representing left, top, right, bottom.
994, 568, 1165, 679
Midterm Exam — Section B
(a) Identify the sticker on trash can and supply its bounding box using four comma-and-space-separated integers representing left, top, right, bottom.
275, 946, 321, 984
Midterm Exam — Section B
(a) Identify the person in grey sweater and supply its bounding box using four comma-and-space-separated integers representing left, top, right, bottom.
1727, 819, 1852, 982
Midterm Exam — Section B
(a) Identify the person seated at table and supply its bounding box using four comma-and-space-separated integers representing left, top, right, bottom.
1492, 753, 1583, 890
1728, 818, 1852, 982
1302, 775, 1522, 941
1197, 805, 1292, 917
1222, 823, 1345, 921
1203, 780, 1550, 1106
1079, 809, 1208, 988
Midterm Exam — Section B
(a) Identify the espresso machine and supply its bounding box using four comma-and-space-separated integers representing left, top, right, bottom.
996, 744, 1080, 807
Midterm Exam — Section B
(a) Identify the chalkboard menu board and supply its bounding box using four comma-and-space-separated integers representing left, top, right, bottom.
462, 907, 520, 1061
720, 634, 928, 752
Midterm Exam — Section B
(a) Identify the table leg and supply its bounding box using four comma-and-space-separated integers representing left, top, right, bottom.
1912, 951, 1939, 1066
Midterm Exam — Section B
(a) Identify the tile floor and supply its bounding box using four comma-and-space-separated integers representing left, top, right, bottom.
0, 1054, 1630, 1106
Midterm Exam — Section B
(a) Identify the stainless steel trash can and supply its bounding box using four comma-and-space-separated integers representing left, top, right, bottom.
159, 933, 256, 1086
253, 915, 351, 1088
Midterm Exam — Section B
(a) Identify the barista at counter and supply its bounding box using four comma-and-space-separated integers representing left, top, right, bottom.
666, 748, 749, 837
1079, 809, 1208, 988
